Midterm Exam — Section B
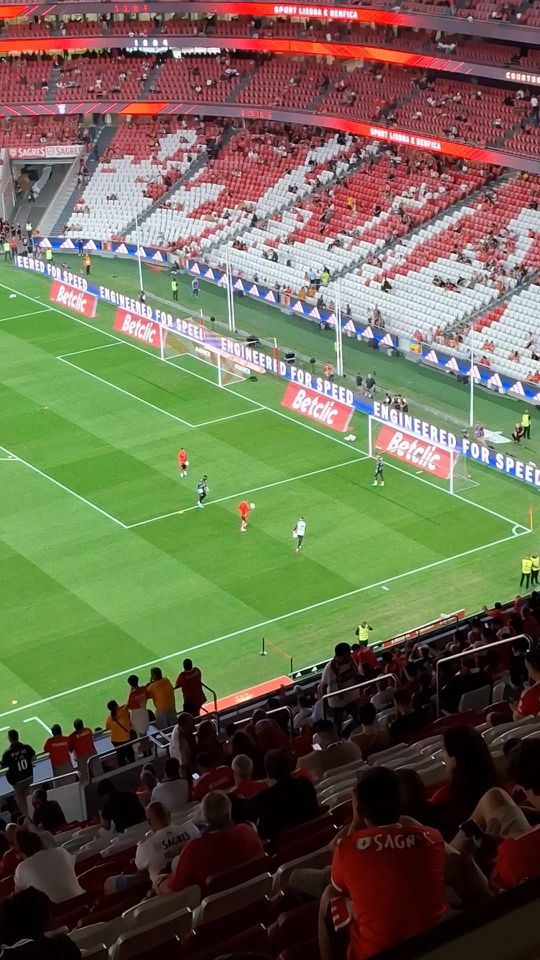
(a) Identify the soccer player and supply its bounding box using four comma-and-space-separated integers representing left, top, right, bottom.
372, 455, 385, 487
293, 516, 306, 553
178, 448, 188, 478
197, 475, 209, 508
191, 277, 199, 298
238, 499, 250, 532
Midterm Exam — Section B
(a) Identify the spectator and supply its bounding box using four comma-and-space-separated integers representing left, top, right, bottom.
196, 719, 223, 767
388, 689, 426, 743
151, 757, 189, 813
321, 642, 361, 733
97, 779, 145, 835
253, 717, 289, 753
136, 766, 157, 808
298, 720, 362, 781
230, 754, 267, 799
106, 800, 200, 894
43, 725, 72, 779
412, 672, 436, 717
1, 731, 35, 816
67, 719, 96, 785
14, 830, 84, 903
192, 753, 234, 802
105, 700, 135, 767
452, 740, 540, 888
432, 726, 501, 838
320, 767, 447, 960
1, 823, 22, 877
169, 713, 194, 776
157, 790, 264, 894
513, 650, 540, 719
350, 702, 391, 759
31, 788, 66, 834
147, 667, 176, 729
127, 674, 150, 742
136, 801, 199, 884
174, 658, 206, 716
0, 887, 81, 959
230, 730, 264, 777
250, 749, 319, 847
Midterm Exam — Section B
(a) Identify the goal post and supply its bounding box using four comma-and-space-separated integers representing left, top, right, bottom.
159, 324, 251, 388
367, 414, 475, 495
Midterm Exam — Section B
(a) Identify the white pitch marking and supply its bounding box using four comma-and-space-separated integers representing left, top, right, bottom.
0, 526, 529, 721
0, 278, 530, 537
381, 585, 390, 591
58, 356, 193, 428
0, 442, 127, 528
191, 408, 264, 428
127, 456, 369, 528
0, 308, 52, 323
166, 357, 528, 533
58, 343, 121, 359
24, 716, 52, 734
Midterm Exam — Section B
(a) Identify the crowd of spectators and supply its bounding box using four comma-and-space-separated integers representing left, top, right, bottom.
0, 594, 539, 958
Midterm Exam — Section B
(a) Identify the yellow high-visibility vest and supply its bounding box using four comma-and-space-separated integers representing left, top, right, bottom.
531, 556, 540, 572
522, 557, 533, 574
522, 412, 531, 428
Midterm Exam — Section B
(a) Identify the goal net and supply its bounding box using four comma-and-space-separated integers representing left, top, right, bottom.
367, 414, 476, 495
159, 324, 251, 388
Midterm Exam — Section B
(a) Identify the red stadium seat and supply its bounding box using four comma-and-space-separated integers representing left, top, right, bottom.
202, 854, 272, 897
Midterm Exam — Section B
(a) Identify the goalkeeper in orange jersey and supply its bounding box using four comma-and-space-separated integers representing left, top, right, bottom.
238, 499, 251, 533
178, 448, 189, 478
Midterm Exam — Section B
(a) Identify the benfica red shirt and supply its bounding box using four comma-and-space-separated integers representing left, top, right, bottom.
332, 824, 447, 960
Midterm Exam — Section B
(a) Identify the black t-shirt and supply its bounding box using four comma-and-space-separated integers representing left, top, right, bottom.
250, 777, 319, 846
33, 800, 66, 834
101, 790, 145, 833
1, 743, 35, 785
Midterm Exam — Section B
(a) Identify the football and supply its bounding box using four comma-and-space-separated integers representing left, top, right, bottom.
250, 502, 255, 509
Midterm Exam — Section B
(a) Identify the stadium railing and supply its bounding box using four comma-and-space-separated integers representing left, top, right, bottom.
434, 633, 532, 718
321, 673, 399, 719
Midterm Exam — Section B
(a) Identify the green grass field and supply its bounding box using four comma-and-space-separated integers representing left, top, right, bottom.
0, 256, 536, 749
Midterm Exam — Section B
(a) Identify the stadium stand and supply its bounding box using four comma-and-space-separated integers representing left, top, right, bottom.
0, 593, 539, 960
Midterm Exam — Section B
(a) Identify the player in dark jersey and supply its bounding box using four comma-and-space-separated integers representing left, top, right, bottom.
196, 475, 209, 508
372, 455, 385, 487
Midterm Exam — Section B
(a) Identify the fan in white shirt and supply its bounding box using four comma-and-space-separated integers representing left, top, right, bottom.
151, 757, 189, 813
135, 801, 200, 882
14, 829, 83, 904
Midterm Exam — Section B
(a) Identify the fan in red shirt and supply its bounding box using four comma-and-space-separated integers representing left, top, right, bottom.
43, 725, 72, 778
192, 753, 235, 802
175, 658, 206, 716
157, 790, 263, 895
67, 719, 96, 785
238, 499, 250, 532
327, 767, 447, 960
177, 448, 188, 478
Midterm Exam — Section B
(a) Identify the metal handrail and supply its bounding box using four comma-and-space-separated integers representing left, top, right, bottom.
435, 633, 531, 718
321, 673, 399, 719
231, 704, 295, 740
200, 683, 219, 728
87, 731, 157, 781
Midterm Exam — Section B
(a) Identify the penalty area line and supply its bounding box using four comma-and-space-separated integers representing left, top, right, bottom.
126, 455, 369, 528
0, 525, 529, 721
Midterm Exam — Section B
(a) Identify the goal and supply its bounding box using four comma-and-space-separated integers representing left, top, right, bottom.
367, 414, 476, 495
159, 324, 251, 388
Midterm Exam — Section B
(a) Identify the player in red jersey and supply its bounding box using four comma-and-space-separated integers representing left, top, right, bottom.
238, 499, 250, 532
178, 448, 188, 478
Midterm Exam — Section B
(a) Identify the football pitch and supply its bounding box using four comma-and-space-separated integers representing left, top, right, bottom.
0, 260, 534, 746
